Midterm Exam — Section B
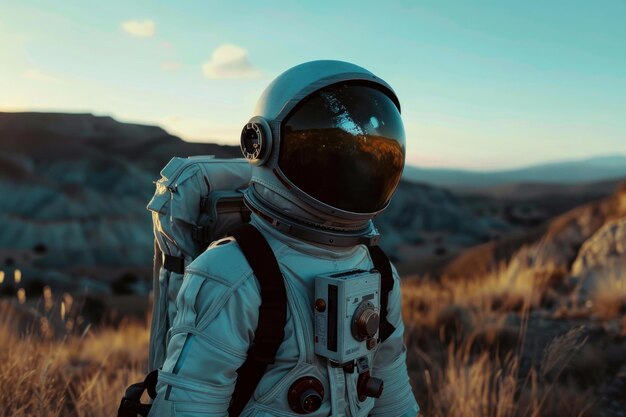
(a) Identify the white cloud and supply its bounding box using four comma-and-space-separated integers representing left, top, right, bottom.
202, 44, 261, 79
22, 69, 58, 82
121, 19, 156, 38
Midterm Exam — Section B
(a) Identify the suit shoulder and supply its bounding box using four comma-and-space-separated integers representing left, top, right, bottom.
185, 238, 252, 287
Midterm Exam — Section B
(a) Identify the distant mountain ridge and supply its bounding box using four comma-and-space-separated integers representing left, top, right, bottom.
0, 112, 240, 174
403, 155, 626, 188
455, 179, 624, 200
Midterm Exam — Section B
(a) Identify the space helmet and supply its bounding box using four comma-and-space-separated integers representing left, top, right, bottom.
240, 60, 406, 246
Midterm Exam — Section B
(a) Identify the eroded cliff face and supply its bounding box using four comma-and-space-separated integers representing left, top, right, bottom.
505, 183, 626, 276
571, 216, 626, 295
0, 112, 240, 293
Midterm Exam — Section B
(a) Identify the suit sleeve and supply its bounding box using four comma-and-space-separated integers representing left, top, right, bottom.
148, 270, 260, 417
369, 266, 420, 417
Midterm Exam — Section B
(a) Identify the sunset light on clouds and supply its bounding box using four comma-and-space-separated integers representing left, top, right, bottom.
202, 44, 262, 79
0, 0, 625, 170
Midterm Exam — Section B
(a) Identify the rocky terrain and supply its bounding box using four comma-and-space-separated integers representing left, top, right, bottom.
0, 112, 239, 295
444, 182, 626, 279
0, 112, 515, 295
0, 111, 623, 299
572, 217, 626, 296
404, 182, 626, 417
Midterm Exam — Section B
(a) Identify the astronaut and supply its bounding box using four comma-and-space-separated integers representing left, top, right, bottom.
148, 60, 420, 417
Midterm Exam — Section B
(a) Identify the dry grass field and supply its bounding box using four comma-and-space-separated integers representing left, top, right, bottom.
403, 261, 626, 417
1, 255, 625, 417
0, 300, 149, 417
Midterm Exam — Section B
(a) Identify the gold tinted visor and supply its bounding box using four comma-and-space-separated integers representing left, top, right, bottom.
279, 83, 405, 213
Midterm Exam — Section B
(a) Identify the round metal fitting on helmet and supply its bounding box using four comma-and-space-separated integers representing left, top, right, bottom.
240, 117, 273, 165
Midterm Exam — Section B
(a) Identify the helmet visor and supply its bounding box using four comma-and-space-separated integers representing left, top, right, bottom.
278, 82, 406, 214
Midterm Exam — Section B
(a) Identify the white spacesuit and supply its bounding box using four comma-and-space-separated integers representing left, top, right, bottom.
148, 60, 420, 417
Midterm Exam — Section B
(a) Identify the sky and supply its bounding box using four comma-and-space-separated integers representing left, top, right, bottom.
1, 0, 625, 170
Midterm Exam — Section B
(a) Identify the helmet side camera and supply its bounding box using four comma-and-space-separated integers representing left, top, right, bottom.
240, 116, 273, 166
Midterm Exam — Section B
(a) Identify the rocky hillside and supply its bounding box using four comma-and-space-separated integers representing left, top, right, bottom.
0, 112, 621, 296
376, 180, 511, 271
444, 182, 626, 281
0, 112, 239, 294
0, 112, 517, 295
572, 216, 626, 296
511, 183, 626, 270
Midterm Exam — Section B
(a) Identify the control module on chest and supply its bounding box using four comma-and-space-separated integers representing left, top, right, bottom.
314, 269, 381, 365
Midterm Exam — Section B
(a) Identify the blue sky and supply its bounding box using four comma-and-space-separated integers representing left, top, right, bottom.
1, 0, 625, 169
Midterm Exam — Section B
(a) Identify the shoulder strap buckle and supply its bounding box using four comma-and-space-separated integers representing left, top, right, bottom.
192, 225, 213, 244
163, 254, 185, 274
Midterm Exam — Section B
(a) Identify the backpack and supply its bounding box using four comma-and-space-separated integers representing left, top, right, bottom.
118, 156, 396, 417
119, 155, 291, 417
145, 156, 252, 371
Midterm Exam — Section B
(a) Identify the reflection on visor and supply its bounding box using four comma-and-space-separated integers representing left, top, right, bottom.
279, 83, 405, 214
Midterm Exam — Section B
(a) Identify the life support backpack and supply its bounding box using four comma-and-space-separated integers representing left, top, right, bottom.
118, 156, 396, 417
145, 156, 252, 371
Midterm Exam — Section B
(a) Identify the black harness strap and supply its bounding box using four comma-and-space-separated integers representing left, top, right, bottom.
118, 224, 286, 417
163, 254, 185, 274
228, 224, 287, 417
117, 370, 158, 417
367, 245, 396, 343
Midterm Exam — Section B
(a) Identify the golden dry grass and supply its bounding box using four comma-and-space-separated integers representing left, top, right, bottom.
402, 259, 561, 330
1, 253, 622, 417
401, 260, 604, 417
0, 301, 149, 417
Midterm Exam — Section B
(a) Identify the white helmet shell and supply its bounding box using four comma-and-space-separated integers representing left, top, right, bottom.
240, 60, 405, 246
